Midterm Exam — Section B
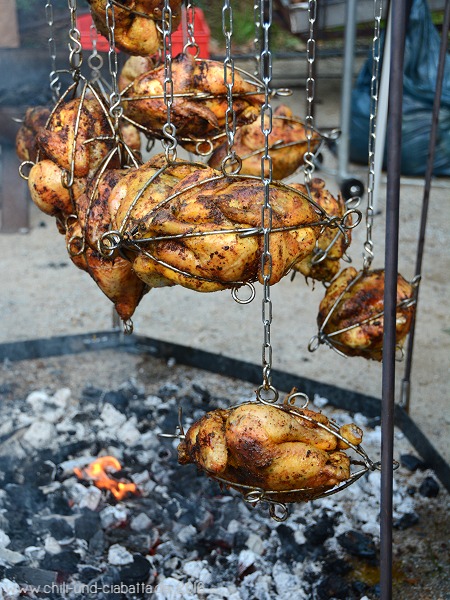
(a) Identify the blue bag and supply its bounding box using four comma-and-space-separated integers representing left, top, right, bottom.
350, 0, 450, 176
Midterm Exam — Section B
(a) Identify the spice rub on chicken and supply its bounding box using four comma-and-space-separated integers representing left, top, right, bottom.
208, 105, 320, 180
108, 157, 320, 292
317, 267, 416, 360
87, 0, 182, 56
178, 403, 363, 502
121, 52, 263, 147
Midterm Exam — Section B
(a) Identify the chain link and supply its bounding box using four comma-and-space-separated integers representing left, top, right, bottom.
364, 0, 383, 270
221, 0, 238, 172
45, 1, 61, 102
260, 0, 274, 391
184, 0, 197, 50
67, 0, 83, 77
105, 0, 123, 127
88, 22, 104, 85
161, 0, 177, 162
253, 0, 262, 76
303, 0, 317, 186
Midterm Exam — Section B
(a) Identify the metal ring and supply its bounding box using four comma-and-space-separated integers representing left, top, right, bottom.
256, 385, 279, 404
308, 335, 321, 352
231, 283, 256, 305
88, 54, 103, 71
195, 139, 214, 156
268, 501, 289, 522
284, 391, 309, 409
244, 488, 265, 505
342, 208, 362, 229
67, 235, 85, 257
98, 230, 122, 257
221, 154, 242, 176
18, 160, 35, 181
182, 41, 200, 58
273, 87, 293, 97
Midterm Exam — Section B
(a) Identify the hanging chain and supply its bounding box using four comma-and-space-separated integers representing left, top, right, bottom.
260, 0, 274, 392
88, 21, 104, 87
67, 0, 83, 78
105, 0, 123, 131
363, 0, 383, 271
184, 0, 197, 50
162, 0, 177, 162
303, 0, 317, 187
221, 0, 240, 173
253, 0, 262, 76
45, 1, 61, 102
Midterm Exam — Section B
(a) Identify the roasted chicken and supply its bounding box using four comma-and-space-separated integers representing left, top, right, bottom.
66, 217, 148, 322
292, 178, 352, 282
15, 106, 51, 162
27, 159, 86, 220
208, 105, 320, 179
107, 156, 319, 292
36, 96, 118, 178
178, 402, 363, 502
121, 52, 263, 147
87, 0, 182, 56
317, 267, 416, 360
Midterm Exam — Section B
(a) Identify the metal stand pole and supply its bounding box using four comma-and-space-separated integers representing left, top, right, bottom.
380, 1, 408, 597
337, 0, 357, 184
401, 0, 450, 412
372, 1, 392, 215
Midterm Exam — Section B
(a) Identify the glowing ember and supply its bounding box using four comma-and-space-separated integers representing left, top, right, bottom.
74, 456, 138, 500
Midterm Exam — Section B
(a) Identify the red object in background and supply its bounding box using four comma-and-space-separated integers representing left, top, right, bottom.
77, 8, 210, 58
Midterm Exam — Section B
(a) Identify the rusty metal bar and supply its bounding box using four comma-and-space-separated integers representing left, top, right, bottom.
401, 0, 450, 412
380, 0, 408, 597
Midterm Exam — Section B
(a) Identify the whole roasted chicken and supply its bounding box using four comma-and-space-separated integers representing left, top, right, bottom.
292, 179, 352, 283
87, 0, 182, 56
208, 105, 320, 179
121, 52, 263, 147
316, 267, 416, 360
178, 402, 363, 502
15, 106, 51, 162
107, 156, 319, 292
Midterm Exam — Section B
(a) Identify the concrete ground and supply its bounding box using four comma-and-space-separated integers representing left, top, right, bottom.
0, 68, 449, 465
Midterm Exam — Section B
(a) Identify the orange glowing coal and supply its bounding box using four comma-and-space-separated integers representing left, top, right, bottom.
74, 456, 138, 500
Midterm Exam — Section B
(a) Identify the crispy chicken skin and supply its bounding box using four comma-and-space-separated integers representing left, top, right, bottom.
27, 159, 85, 220
65, 218, 148, 321
108, 157, 319, 292
36, 97, 117, 178
121, 52, 262, 145
87, 0, 182, 56
292, 178, 352, 282
208, 105, 320, 179
317, 267, 415, 360
16, 106, 51, 162
178, 403, 363, 502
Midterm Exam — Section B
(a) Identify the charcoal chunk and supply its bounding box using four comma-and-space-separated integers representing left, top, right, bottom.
419, 476, 440, 498
119, 554, 151, 584
393, 512, 419, 530
400, 454, 426, 472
